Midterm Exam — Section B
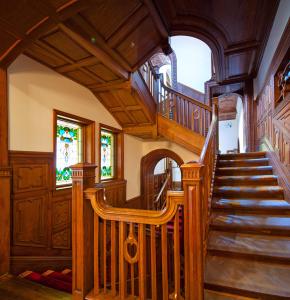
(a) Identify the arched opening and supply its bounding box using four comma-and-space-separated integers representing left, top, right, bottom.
218, 93, 245, 154
140, 149, 183, 210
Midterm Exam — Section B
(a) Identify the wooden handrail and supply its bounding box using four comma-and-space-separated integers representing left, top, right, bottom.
161, 82, 212, 112
85, 188, 183, 225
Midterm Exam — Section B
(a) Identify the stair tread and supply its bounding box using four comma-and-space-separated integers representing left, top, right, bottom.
211, 213, 290, 231
219, 158, 269, 163
205, 255, 290, 297
205, 289, 258, 300
213, 199, 290, 210
215, 174, 277, 181
208, 231, 290, 259
217, 166, 272, 171
214, 186, 283, 192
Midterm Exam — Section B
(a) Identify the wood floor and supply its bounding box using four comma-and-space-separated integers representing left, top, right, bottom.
0, 275, 71, 300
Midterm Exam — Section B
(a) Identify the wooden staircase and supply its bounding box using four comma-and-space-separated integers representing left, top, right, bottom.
205, 152, 290, 299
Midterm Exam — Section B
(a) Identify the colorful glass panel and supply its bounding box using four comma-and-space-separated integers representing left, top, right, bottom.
56, 119, 82, 186
101, 130, 115, 180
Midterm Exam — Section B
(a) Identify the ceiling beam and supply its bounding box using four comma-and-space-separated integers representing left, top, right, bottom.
58, 24, 129, 80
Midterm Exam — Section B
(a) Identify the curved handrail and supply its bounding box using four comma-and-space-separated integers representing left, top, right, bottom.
85, 188, 184, 225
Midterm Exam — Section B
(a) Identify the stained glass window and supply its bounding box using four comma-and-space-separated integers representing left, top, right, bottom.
56, 119, 82, 186
100, 130, 115, 180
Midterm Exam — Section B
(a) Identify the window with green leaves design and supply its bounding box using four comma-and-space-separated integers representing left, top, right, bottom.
56, 119, 82, 186
100, 130, 115, 180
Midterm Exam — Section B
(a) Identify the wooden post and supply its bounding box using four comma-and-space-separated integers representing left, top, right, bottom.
212, 97, 219, 153
0, 68, 11, 276
181, 162, 204, 300
72, 163, 97, 300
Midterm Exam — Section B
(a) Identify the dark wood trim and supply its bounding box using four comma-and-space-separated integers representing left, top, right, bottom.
255, 19, 290, 99
0, 67, 11, 275
10, 256, 72, 275
53, 109, 95, 190
123, 195, 142, 209
99, 123, 124, 182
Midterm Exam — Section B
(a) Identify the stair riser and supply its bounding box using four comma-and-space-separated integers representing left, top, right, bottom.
219, 152, 266, 160
217, 160, 269, 167
213, 190, 284, 199
207, 249, 290, 265
215, 178, 278, 186
216, 169, 273, 176
212, 207, 290, 215
210, 225, 290, 236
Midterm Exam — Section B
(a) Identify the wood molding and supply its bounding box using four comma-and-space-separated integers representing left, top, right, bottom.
123, 196, 142, 209
141, 148, 184, 209
10, 256, 71, 275
0, 68, 10, 275
262, 138, 290, 201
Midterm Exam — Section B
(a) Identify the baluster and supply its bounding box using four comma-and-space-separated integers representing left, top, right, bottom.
174, 210, 181, 298
119, 221, 126, 299
111, 220, 116, 295
173, 94, 177, 122
150, 225, 157, 300
199, 107, 202, 135
161, 224, 168, 300
94, 214, 99, 295
138, 223, 147, 300
103, 220, 107, 293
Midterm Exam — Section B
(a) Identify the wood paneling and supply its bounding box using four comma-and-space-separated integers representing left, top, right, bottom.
9, 151, 72, 274
255, 24, 290, 200
97, 180, 127, 207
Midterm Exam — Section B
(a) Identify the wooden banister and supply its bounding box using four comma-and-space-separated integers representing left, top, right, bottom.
181, 97, 219, 300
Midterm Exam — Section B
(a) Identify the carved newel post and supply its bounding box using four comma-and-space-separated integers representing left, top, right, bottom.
71, 163, 97, 300
181, 163, 204, 300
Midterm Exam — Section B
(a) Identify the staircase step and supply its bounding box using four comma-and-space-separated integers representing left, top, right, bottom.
219, 152, 266, 160
205, 289, 257, 300
212, 199, 290, 213
213, 186, 284, 199
218, 158, 269, 167
208, 231, 290, 261
215, 175, 278, 186
205, 255, 290, 298
216, 166, 273, 176
210, 213, 290, 235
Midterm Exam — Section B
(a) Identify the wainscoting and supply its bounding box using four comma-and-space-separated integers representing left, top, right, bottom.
9, 151, 72, 274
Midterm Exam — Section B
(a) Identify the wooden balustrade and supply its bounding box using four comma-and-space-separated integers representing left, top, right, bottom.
181, 97, 219, 300
140, 61, 212, 137
72, 163, 185, 300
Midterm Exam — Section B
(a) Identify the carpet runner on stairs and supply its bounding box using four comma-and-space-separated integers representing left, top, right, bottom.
205, 152, 290, 299
19, 269, 72, 294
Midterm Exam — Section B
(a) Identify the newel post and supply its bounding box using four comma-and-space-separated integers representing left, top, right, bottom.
181, 162, 204, 300
71, 163, 97, 300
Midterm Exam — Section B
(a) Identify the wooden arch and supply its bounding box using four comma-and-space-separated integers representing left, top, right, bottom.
140, 149, 184, 209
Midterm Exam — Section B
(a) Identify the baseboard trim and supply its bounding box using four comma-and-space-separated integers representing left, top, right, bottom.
10, 256, 72, 275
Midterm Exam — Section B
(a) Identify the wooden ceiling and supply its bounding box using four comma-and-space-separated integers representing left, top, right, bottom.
155, 0, 279, 83
0, 0, 279, 85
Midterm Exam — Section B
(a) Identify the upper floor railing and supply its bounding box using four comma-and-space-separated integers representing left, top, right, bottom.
139, 61, 212, 137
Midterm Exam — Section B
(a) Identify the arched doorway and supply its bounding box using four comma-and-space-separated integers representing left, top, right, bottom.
140, 149, 183, 210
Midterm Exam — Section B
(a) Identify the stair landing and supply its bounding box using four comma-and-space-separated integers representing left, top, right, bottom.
0, 275, 71, 300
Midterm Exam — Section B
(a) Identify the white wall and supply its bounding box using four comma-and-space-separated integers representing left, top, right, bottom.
254, 0, 290, 97
170, 36, 211, 93
219, 119, 238, 154
8, 55, 199, 201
